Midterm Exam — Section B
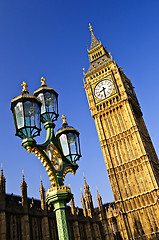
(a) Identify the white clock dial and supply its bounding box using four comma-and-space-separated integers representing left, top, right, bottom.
94, 79, 114, 100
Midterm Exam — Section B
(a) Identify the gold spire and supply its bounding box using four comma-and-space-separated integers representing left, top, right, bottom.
21, 81, 29, 94
88, 23, 101, 50
41, 77, 47, 87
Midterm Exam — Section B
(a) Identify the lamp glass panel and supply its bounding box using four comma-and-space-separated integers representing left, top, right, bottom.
14, 102, 24, 129
34, 102, 41, 129
37, 93, 45, 114
59, 134, 69, 156
44, 92, 53, 112
24, 101, 34, 126
23, 101, 34, 138
53, 93, 57, 113
75, 134, 80, 154
67, 132, 76, 155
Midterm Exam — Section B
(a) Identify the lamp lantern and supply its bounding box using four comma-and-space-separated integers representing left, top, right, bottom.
11, 81, 41, 139
34, 77, 58, 123
56, 115, 81, 163
11, 78, 81, 240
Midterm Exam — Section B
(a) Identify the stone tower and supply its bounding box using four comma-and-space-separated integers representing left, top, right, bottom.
39, 179, 46, 210
83, 176, 94, 218
21, 172, 27, 207
83, 24, 159, 239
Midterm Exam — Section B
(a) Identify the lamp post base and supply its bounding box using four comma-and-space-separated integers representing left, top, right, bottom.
46, 186, 72, 240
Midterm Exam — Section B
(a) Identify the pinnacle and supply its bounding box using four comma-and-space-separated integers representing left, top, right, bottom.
0, 163, 5, 182
89, 24, 101, 50
40, 179, 44, 189
96, 187, 99, 196
21, 170, 27, 187
83, 175, 88, 187
1, 163, 3, 177
40, 177, 45, 193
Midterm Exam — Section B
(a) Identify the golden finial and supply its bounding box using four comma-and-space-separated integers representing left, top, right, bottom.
41, 77, 47, 87
22, 169, 24, 175
83, 67, 85, 75
89, 23, 93, 32
61, 114, 68, 126
21, 81, 29, 94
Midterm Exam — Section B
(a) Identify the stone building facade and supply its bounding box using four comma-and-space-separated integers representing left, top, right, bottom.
0, 168, 124, 240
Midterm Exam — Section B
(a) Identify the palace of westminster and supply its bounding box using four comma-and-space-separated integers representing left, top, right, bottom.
0, 26, 159, 239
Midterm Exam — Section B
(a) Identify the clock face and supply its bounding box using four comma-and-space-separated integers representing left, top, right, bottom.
94, 79, 114, 100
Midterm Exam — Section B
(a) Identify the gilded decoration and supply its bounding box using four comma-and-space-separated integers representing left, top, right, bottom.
46, 143, 63, 171
21, 81, 29, 94
26, 146, 57, 187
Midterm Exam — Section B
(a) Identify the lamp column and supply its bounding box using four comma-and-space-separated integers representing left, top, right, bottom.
46, 187, 72, 240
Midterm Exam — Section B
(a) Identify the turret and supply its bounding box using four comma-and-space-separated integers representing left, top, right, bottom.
0, 164, 6, 194
97, 188, 105, 220
70, 194, 76, 215
39, 179, 46, 210
83, 176, 94, 218
21, 172, 27, 207
81, 189, 87, 217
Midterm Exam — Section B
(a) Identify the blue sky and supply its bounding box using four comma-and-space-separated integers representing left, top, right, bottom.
0, 0, 159, 208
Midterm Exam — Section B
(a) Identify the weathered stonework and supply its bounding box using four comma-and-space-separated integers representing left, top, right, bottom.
0, 172, 122, 240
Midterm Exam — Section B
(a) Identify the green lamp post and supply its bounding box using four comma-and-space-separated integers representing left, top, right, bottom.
11, 78, 81, 240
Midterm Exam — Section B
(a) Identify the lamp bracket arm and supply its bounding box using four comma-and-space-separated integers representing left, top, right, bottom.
38, 122, 55, 149
59, 163, 79, 185
37, 123, 64, 159
22, 138, 59, 187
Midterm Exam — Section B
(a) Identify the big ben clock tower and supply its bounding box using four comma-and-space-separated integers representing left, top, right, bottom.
84, 25, 159, 239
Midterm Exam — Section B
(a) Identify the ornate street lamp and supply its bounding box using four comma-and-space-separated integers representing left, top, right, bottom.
11, 77, 81, 240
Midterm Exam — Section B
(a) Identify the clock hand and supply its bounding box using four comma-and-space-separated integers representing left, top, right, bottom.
100, 87, 107, 98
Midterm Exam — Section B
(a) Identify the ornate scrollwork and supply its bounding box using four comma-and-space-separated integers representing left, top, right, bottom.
26, 146, 57, 187
63, 166, 75, 182
46, 143, 63, 171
